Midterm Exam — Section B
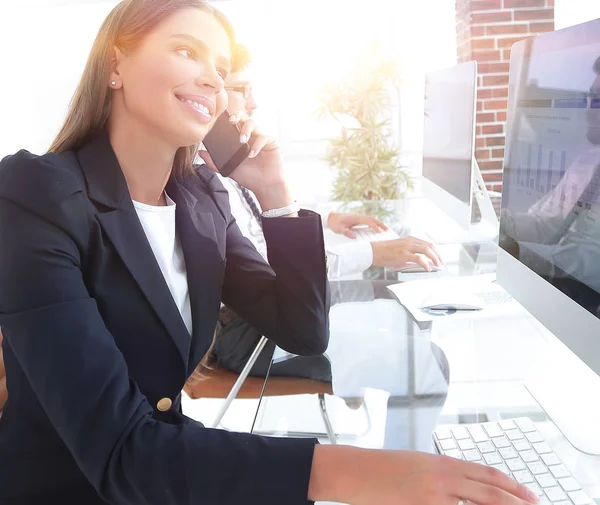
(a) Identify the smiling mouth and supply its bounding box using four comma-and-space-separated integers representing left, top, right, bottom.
176, 96, 213, 120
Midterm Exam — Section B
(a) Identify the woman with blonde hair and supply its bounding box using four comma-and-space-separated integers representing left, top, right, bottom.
0, 1, 539, 504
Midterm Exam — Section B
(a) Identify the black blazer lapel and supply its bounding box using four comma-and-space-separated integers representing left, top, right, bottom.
76, 133, 192, 367
166, 176, 226, 371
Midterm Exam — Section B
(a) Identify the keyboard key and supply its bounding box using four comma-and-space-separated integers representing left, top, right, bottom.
493, 436, 511, 449
463, 449, 481, 462
499, 447, 518, 460
452, 427, 470, 440
545, 486, 567, 502
491, 463, 511, 475
537, 473, 558, 488
549, 465, 570, 479
499, 419, 517, 430
526, 483, 544, 497
541, 453, 562, 466
526, 431, 544, 443
568, 490, 593, 505
440, 439, 457, 450
435, 429, 452, 440
458, 439, 476, 451
468, 425, 489, 443
521, 450, 540, 463
538, 498, 551, 505
484, 452, 503, 465
444, 449, 463, 460
513, 439, 532, 452
555, 501, 571, 505
533, 442, 553, 454
516, 418, 537, 433
558, 477, 580, 492
477, 441, 496, 454
434, 430, 452, 440
513, 470, 535, 484
528, 462, 548, 475
507, 458, 527, 472
506, 429, 524, 441
483, 422, 503, 438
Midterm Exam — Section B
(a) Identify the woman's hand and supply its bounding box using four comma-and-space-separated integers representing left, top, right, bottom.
309, 446, 539, 505
371, 236, 443, 270
198, 111, 293, 210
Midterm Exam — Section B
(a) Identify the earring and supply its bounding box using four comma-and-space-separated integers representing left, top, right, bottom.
110, 80, 117, 87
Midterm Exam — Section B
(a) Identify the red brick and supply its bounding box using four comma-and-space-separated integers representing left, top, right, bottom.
476, 137, 486, 148
473, 49, 502, 62
496, 111, 507, 121
477, 101, 484, 111
486, 23, 528, 35
478, 88, 493, 99
472, 11, 512, 24
476, 125, 482, 135
483, 124, 504, 134
485, 136, 506, 147
470, 0, 503, 10
504, 0, 545, 7
484, 99, 508, 110
529, 21, 554, 33
477, 112, 496, 123
502, 48, 513, 61
514, 8, 554, 21
497, 36, 528, 48
476, 148, 491, 160
492, 86, 509, 98
481, 171, 504, 182
547, 0, 554, 6
492, 148, 505, 158
482, 74, 509, 86
478, 62, 510, 73
471, 25, 486, 37
471, 38, 496, 50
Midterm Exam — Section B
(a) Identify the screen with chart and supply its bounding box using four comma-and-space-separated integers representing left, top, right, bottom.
500, 19, 600, 316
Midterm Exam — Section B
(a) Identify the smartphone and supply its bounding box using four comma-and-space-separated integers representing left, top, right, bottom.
202, 111, 250, 177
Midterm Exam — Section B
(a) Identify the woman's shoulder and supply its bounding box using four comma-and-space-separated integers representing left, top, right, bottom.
0, 149, 88, 229
0, 149, 85, 205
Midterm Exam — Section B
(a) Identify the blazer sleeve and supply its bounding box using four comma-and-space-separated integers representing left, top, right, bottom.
0, 153, 317, 505
221, 206, 331, 356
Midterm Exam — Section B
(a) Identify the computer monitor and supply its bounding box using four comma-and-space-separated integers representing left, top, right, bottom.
421, 61, 498, 244
497, 18, 600, 454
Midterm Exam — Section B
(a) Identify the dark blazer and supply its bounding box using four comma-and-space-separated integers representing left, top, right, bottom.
0, 132, 329, 505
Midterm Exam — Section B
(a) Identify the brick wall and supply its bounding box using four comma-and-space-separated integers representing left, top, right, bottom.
455, 0, 555, 192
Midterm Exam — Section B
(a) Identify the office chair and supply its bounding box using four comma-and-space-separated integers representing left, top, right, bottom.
184, 335, 337, 442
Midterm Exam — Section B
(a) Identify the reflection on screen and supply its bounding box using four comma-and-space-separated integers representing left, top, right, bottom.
500, 19, 600, 317
423, 61, 476, 205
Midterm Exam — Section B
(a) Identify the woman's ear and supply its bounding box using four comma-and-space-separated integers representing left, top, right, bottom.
108, 46, 125, 89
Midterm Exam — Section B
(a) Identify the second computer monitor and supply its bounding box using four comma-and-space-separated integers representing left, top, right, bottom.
422, 61, 477, 230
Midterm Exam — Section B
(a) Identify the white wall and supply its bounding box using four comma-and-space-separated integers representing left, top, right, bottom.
555, 0, 600, 30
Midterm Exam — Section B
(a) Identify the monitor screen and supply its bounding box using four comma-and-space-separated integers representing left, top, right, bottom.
499, 18, 600, 320
422, 61, 477, 229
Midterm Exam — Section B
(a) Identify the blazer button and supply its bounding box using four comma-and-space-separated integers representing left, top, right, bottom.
157, 397, 172, 412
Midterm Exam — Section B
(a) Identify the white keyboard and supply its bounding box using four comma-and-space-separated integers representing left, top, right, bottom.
433, 418, 593, 505
354, 227, 400, 242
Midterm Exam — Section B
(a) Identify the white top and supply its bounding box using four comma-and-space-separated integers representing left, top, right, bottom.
217, 175, 373, 278
133, 193, 193, 335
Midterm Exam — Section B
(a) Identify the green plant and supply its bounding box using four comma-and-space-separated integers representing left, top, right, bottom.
317, 43, 413, 205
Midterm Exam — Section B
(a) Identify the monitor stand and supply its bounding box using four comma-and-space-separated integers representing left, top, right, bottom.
525, 337, 600, 455
422, 161, 500, 245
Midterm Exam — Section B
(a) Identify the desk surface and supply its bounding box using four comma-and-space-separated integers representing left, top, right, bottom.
251, 240, 600, 504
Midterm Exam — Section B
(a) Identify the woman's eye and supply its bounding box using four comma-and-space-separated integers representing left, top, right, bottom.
217, 68, 229, 80
176, 47, 195, 60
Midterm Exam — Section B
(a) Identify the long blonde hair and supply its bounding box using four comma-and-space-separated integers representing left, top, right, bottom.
49, 0, 234, 177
